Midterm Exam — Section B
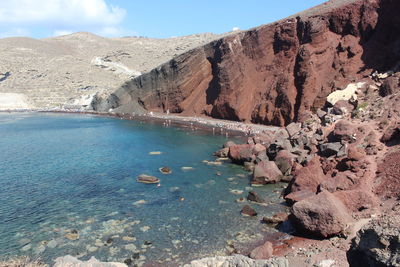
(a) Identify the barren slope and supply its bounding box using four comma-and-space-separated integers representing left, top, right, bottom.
0, 32, 224, 109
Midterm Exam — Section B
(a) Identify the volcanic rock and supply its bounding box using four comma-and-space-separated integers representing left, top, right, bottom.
287, 157, 325, 194
252, 161, 283, 184
291, 190, 351, 238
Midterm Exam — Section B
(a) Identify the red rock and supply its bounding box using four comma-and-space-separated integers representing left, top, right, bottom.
96, 0, 399, 127
332, 120, 356, 143
284, 189, 315, 205
347, 146, 366, 161
228, 144, 254, 164
252, 161, 282, 184
249, 241, 273, 260
319, 171, 358, 192
287, 157, 325, 194
375, 151, 400, 199
333, 190, 378, 212
223, 141, 236, 148
291, 190, 351, 238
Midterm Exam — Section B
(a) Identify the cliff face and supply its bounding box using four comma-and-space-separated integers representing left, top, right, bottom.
100, 0, 400, 126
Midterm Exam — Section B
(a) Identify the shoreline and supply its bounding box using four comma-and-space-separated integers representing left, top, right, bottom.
1, 109, 280, 137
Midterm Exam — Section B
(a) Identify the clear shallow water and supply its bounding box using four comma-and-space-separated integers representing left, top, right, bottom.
0, 113, 285, 265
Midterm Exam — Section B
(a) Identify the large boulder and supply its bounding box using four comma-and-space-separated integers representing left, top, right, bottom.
252, 161, 282, 184
286, 157, 326, 194
347, 205, 400, 267
290, 190, 351, 238
228, 144, 254, 164
250, 241, 274, 260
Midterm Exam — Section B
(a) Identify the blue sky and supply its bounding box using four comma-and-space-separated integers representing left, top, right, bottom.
0, 0, 327, 39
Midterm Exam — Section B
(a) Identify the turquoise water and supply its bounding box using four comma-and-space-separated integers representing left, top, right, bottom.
0, 113, 284, 265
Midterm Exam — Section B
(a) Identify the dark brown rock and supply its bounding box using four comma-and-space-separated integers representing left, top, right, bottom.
262, 212, 289, 224
290, 190, 351, 238
214, 147, 229, 158
379, 76, 399, 97
247, 191, 266, 204
252, 161, 283, 184
241, 205, 257, 217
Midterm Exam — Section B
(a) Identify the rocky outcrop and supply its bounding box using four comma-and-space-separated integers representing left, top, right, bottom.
97, 0, 400, 126
347, 204, 400, 267
183, 254, 289, 267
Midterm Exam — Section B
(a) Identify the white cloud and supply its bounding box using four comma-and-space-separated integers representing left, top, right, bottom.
53, 30, 73, 36
232, 27, 240, 31
0, 0, 126, 27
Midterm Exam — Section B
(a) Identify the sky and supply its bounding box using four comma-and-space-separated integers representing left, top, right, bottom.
0, 0, 328, 39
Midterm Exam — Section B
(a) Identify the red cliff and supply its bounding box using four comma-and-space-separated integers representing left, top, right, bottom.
97, 0, 400, 126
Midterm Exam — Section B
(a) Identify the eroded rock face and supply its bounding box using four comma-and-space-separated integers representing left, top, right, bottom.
97, 0, 400, 126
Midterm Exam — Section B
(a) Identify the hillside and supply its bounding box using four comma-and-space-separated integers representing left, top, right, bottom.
0, 32, 224, 110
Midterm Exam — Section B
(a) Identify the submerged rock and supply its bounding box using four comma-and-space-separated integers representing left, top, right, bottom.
136, 174, 160, 184
241, 205, 257, 217
247, 191, 266, 204
159, 166, 172, 174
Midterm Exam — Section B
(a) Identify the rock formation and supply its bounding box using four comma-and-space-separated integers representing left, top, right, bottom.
97, 0, 400, 126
